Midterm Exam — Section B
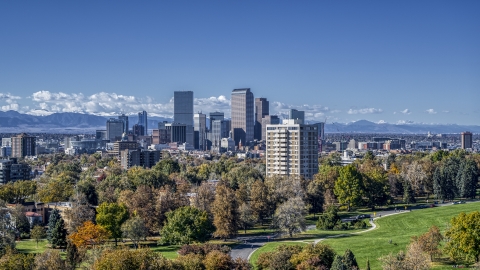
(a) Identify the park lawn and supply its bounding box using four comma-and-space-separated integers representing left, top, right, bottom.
16, 239, 49, 254
323, 202, 480, 270
150, 245, 181, 259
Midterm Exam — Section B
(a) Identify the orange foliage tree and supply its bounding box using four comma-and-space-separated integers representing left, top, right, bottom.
69, 221, 109, 248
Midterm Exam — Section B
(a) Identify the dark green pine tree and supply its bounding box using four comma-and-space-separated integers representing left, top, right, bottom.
66, 240, 81, 268
330, 255, 347, 270
342, 249, 359, 269
402, 180, 415, 204
50, 217, 67, 248
47, 209, 61, 243
366, 258, 371, 270
456, 159, 478, 199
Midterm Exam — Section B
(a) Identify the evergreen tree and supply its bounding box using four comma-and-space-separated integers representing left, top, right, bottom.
403, 180, 416, 204
366, 258, 371, 270
330, 255, 346, 270
47, 209, 61, 243
50, 217, 67, 248
456, 159, 478, 199
342, 249, 359, 269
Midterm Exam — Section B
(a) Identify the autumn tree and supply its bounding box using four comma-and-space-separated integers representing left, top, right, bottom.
250, 180, 269, 225
238, 203, 256, 234
69, 221, 110, 248
334, 165, 364, 211
160, 206, 214, 245
412, 225, 443, 261
34, 249, 67, 270
96, 202, 129, 245
31, 225, 46, 248
63, 193, 96, 233
274, 197, 307, 237
38, 177, 74, 203
444, 211, 480, 264
212, 185, 239, 239
118, 186, 157, 234
193, 181, 215, 216
92, 248, 175, 270
121, 216, 148, 249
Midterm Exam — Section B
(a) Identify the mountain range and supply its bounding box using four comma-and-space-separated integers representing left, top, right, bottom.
0, 111, 478, 134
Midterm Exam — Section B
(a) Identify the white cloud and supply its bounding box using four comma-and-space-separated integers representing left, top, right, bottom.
401, 109, 411, 114
426, 109, 437, 114
396, 120, 414, 125
377, 120, 387, 124
347, 108, 383, 115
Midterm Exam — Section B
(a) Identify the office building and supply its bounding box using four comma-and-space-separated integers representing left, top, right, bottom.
2, 138, 11, 147
106, 118, 125, 142
254, 98, 269, 140
121, 149, 161, 170
461, 131, 473, 149
95, 130, 107, 140
138, 111, 148, 135
110, 141, 139, 156
174, 91, 194, 126
118, 114, 129, 134
0, 158, 31, 185
265, 119, 318, 179
209, 111, 224, 130
289, 109, 305, 124
261, 115, 280, 141
165, 123, 194, 147
231, 88, 254, 146
133, 124, 145, 136
12, 133, 36, 158
194, 113, 207, 150
208, 119, 231, 151
152, 122, 171, 144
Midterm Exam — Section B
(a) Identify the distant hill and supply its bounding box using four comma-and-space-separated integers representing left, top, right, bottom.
322, 120, 480, 134
0, 111, 478, 134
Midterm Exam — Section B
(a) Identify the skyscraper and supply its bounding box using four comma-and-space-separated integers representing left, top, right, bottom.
231, 88, 254, 146
461, 131, 473, 149
11, 133, 36, 158
289, 109, 305, 124
194, 113, 207, 150
174, 91, 194, 126
106, 118, 124, 142
138, 111, 148, 135
265, 119, 318, 179
254, 98, 269, 140
118, 114, 129, 134
261, 115, 280, 141
209, 111, 224, 131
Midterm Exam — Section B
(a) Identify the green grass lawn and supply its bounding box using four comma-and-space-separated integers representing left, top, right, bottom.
323, 202, 480, 270
16, 239, 49, 254
251, 202, 480, 270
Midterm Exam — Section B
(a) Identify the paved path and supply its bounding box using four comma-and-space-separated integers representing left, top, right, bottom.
230, 200, 480, 261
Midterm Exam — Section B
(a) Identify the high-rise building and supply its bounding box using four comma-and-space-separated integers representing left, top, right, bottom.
95, 130, 107, 140
118, 114, 129, 134
209, 111, 224, 131
231, 88, 254, 146
261, 115, 280, 141
2, 138, 11, 147
194, 113, 207, 150
165, 123, 194, 147
132, 124, 145, 136
0, 158, 31, 185
138, 111, 148, 135
208, 119, 231, 151
461, 131, 473, 149
174, 91, 194, 126
11, 133, 36, 158
289, 109, 305, 124
106, 118, 125, 142
265, 119, 318, 179
254, 98, 269, 140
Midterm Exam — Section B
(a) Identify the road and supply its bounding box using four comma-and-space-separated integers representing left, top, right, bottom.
230, 200, 479, 261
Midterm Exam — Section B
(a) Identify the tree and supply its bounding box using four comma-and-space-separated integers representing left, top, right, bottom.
456, 159, 478, 199
96, 202, 129, 245
121, 216, 148, 249
66, 240, 84, 269
63, 193, 96, 233
193, 181, 215, 216
290, 243, 336, 269
11, 205, 31, 238
433, 156, 460, 200
330, 255, 346, 270
92, 248, 175, 270
34, 249, 67, 270
342, 249, 359, 269
38, 177, 74, 203
47, 209, 61, 243
401, 162, 427, 196
334, 165, 364, 211
412, 225, 443, 261
274, 197, 306, 237
444, 211, 480, 264
238, 203, 256, 234
203, 250, 233, 270
306, 178, 324, 216
69, 221, 110, 248
361, 162, 390, 210
402, 180, 416, 204
250, 180, 269, 225
31, 225, 46, 248
0, 207, 15, 256
118, 186, 158, 234
160, 206, 214, 245
153, 158, 181, 176
0, 248, 35, 270
316, 205, 341, 230
50, 217, 67, 248
212, 185, 239, 239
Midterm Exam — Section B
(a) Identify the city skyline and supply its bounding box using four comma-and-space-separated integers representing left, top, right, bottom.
0, 1, 478, 125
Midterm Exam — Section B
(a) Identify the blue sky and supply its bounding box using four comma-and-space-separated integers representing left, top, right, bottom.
0, 1, 479, 125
